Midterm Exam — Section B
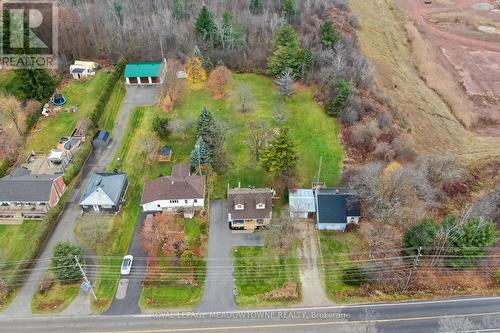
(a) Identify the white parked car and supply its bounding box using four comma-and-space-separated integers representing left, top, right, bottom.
121, 255, 133, 275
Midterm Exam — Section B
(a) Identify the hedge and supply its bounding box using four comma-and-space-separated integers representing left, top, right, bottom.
89, 58, 126, 126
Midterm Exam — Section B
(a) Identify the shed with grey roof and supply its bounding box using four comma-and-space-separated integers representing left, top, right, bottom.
289, 189, 316, 219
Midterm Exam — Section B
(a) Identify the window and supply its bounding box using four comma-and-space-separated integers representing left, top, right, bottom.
37, 202, 46, 206
235, 204, 244, 210
257, 219, 265, 224
256, 203, 266, 210
170, 200, 179, 204
102, 205, 113, 209
185, 200, 188, 204
0, 202, 9, 207
194, 199, 198, 203
232, 220, 244, 225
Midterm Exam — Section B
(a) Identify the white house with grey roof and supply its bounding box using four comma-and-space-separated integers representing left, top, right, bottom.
0, 169, 66, 223
79, 172, 128, 213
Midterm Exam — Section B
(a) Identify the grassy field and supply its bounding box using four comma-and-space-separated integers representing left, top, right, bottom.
31, 274, 80, 314
24, 72, 110, 154
100, 80, 126, 132
0, 221, 49, 285
167, 73, 343, 198
233, 246, 300, 307
319, 231, 364, 301
139, 217, 208, 310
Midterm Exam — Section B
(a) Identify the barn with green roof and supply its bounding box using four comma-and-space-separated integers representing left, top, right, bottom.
124, 59, 166, 85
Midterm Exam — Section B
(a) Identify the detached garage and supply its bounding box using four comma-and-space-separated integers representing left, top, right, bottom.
124, 60, 166, 85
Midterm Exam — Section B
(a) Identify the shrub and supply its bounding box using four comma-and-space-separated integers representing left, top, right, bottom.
39, 275, 55, 294
180, 250, 199, 267
342, 266, 367, 286
152, 116, 170, 139
350, 120, 380, 151
403, 219, 439, 256
51, 241, 84, 283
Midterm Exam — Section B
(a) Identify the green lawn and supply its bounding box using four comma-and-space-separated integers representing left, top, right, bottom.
31, 275, 80, 314
0, 221, 49, 285
140, 286, 203, 310
319, 231, 366, 302
24, 72, 110, 154
233, 246, 300, 307
167, 73, 343, 198
100, 80, 126, 132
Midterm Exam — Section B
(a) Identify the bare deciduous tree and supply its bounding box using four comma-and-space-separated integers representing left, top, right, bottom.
140, 135, 161, 165
246, 120, 271, 161
233, 83, 256, 113
160, 60, 185, 110
0, 93, 24, 136
264, 209, 300, 254
208, 65, 231, 98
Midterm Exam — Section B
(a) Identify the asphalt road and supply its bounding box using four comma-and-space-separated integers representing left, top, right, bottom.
2, 297, 500, 332
197, 200, 263, 312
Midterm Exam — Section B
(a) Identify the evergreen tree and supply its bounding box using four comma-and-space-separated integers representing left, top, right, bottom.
171, 0, 185, 21
261, 127, 297, 175
319, 21, 341, 49
196, 106, 220, 152
302, 47, 314, 80
51, 241, 84, 283
250, 0, 263, 15
275, 69, 295, 97
281, 0, 297, 22
193, 45, 202, 57
195, 5, 216, 41
16, 69, 57, 101
326, 79, 351, 116
268, 24, 303, 77
190, 136, 212, 169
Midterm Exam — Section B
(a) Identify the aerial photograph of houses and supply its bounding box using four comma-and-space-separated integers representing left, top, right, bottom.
0, 0, 499, 332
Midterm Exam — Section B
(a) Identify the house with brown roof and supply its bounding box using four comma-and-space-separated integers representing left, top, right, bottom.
227, 188, 273, 231
141, 163, 205, 218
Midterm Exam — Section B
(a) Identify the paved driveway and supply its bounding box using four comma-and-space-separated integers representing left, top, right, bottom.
1, 85, 159, 317
197, 200, 263, 312
104, 213, 148, 315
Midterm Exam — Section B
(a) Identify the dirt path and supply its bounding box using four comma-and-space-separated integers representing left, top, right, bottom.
400, 0, 500, 52
297, 221, 331, 307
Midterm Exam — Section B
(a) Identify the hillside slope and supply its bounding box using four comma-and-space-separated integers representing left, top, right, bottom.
349, 0, 500, 160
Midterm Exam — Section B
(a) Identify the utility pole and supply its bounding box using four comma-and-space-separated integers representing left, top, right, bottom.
315, 155, 323, 185
75, 255, 98, 302
404, 246, 422, 292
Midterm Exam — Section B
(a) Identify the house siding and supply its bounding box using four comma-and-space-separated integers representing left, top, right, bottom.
142, 198, 205, 212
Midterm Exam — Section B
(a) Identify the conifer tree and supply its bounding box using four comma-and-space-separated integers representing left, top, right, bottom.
281, 0, 297, 22
261, 127, 297, 175
319, 21, 341, 49
195, 5, 216, 41
267, 24, 303, 77
190, 136, 212, 169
